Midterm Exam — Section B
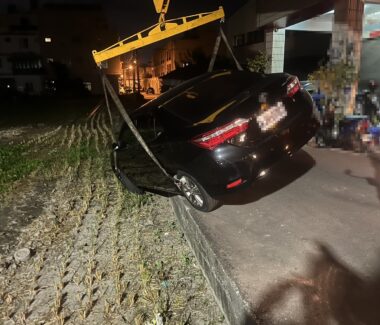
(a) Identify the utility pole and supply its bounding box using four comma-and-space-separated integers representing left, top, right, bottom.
136, 50, 141, 94
132, 53, 136, 93
330, 0, 364, 115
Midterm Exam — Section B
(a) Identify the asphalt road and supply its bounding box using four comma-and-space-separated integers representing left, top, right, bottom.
193, 146, 380, 324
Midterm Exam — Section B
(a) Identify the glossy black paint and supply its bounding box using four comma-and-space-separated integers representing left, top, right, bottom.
112, 70, 320, 197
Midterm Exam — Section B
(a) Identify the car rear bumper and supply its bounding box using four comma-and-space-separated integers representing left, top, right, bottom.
200, 112, 320, 196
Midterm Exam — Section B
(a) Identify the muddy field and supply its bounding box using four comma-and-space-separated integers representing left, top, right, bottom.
0, 110, 224, 324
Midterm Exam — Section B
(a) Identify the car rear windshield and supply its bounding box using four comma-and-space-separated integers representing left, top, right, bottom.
159, 71, 262, 127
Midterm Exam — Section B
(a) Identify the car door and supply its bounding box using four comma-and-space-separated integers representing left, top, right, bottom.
116, 112, 178, 193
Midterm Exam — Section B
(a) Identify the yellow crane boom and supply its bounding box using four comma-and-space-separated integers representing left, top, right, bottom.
92, 5, 225, 65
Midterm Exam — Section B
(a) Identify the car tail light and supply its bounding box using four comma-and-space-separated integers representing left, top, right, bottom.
191, 118, 249, 150
287, 76, 300, 97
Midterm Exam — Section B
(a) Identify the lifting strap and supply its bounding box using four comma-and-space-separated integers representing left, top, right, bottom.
208, 26, 243, 72
101, 75, 113, 129
100, 71, 172, 178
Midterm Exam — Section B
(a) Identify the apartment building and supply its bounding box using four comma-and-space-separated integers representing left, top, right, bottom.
0, 7, 44, 94
152, 26, 218, 78
38, 3, 121, 94
0, 0, 120, 95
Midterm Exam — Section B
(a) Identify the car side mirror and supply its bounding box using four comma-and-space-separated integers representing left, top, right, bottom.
112, 141, 126, 151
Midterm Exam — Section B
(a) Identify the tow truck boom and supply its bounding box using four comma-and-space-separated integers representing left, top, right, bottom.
92, 1, 225, 65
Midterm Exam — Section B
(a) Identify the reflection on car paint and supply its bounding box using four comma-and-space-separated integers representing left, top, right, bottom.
194, 100, 237, 125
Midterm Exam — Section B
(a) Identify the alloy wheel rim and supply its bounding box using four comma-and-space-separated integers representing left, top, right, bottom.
180, 176, 204, 207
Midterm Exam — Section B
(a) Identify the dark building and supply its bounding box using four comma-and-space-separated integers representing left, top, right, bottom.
0, 4, 43, 94
0, 0, 121, 95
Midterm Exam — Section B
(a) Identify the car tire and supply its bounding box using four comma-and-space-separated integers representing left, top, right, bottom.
176, 171, 221, 212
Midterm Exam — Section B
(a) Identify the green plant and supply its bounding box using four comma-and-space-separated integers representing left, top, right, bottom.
0, 145, 41, 193
246, 51, 270, 73
308, 62, 357, 99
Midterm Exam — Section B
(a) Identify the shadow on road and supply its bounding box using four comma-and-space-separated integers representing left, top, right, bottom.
252, 242, 380, 325
219, 149, 316, 206
345, 153, 380, 202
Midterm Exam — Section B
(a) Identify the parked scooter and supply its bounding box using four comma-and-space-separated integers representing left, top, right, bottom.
315, 107, 336, 147
363, 80, 380, 122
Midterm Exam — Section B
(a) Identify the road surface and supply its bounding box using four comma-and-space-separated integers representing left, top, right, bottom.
177, 146, 380, 324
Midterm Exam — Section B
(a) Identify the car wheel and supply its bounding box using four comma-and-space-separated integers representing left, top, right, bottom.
177, 172, 221, 212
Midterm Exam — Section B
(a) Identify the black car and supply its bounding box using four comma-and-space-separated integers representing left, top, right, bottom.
112, 70, 320, 212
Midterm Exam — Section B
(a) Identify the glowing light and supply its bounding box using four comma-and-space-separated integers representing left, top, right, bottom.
226, 178, 242, 189
238, 133, 247, 143
259, 170, 267, 177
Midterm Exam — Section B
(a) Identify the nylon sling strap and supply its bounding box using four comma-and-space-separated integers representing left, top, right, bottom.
208, 31, 221, 72
208, 25, 243, 72
101, 74, 114, 129
100, 71, 172, 179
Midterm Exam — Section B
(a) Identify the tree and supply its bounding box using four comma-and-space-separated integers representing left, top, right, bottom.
308, 61, 357, 116
49, 62, 88, 97
246, 51, 270, 74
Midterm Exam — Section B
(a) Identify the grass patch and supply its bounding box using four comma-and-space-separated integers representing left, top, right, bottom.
0, 141, 100, 193
0, 144, 41, 193
60, 143, 99, 166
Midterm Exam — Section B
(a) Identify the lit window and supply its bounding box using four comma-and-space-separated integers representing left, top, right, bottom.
44, 37, 52, 43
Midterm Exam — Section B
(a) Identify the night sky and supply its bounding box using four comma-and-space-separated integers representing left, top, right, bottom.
2, 0, 247, 34
105, 0, 247, 36
1, 0, 248, 62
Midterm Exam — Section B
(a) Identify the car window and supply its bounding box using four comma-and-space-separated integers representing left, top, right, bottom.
119, 123, 138, 147
134, 114, 163, 142
118, 112, 164, 148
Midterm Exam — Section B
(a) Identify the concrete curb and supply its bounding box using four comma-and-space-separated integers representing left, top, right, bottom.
170, 196, 257, 325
